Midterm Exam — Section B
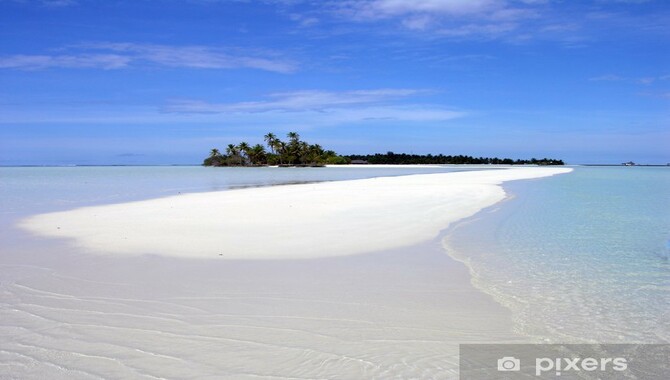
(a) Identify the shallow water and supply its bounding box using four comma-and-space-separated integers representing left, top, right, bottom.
1, 165, 517, 379
0, 165, 476, 217
445, 166, 670, 343
0, 241, 521, 379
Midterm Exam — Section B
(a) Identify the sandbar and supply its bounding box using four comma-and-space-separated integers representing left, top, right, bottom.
18, 167, 572, 260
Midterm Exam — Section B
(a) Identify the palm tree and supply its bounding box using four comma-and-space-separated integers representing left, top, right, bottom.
287, 131, 300, 144
204, 131, 346, 167
277, 141, 287, 165
282, 133, 300, 165
249, 144, 267, 165
238, 142, 251, 166
272, 140, 283, 159
225, 144, 237, 156
264, 133, 277, 154
226, 144, 242, 166
311, 144, 323, 154
204, 148, 223, 166
297, 141, 310, 165
309, 144, 324, 165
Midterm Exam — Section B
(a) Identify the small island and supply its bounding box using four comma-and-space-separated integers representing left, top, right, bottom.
204, 132, 565, 167
203, 132, 349, 167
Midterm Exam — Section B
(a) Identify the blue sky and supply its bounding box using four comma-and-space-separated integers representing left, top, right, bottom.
0, 0, 668, 165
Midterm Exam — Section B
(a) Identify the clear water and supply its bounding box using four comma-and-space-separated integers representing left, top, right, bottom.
0, 165, 476, 218
446, 166, 670, 343
0, 165, 481, 260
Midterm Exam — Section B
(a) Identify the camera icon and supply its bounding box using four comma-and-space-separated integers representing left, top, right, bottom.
497, 356, 521, 371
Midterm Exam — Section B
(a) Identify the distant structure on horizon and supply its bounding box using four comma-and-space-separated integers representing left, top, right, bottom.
622, 161, 636, 166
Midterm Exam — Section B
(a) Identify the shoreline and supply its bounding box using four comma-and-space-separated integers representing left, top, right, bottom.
440, 183, 543, 342
18, 167, 572, 260
440, 167, 670, 345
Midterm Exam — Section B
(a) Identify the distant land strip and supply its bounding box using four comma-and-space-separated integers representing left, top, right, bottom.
345, 152, 564, 166
204, 131, 564, 167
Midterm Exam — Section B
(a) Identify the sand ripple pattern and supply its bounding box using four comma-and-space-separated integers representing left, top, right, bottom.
0, 250, 522, 380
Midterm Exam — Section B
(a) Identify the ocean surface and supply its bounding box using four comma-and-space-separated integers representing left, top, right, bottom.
445, 166, 670, 343
1, 165, 479, 259
0, 165, 473, 218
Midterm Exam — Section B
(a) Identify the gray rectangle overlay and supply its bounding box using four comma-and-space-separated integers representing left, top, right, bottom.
459, 344, 669, 379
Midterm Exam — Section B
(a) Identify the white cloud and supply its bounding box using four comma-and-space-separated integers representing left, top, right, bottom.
41, 0, 77, 7
402, 15, 434, 30
637, 91, 670, 99
590, 74, 669, 85
329, 105, 465, 123
92, 43, 297, 73
162, 88, 464, 126
0, 100, 465, 128
326, 0, 541, 39
0, 54, 130, 70
437, 22, 518, 38
289, 13, 320, 27
165, 89, 430, 113
354, 0, 502, 18
589, 74, 623, 81
0, 43, 297, 73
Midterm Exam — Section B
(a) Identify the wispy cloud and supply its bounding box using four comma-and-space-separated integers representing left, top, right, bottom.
0, 54, 130, 70
326, 105, 465, 123
163, 88, 464, 125
41, 0, 77, 6
0, 43, 297, 73
436, 22, 519, 38
340, 0, 507, 19
289, 13, 320, 27
165, 89, 430, 113
589, 74, 624, 81
284, 0, 663, 45
88, 43, 297, 73
637, 91, 670, 99
590, 73, 670, 85
324, 0, 539, 37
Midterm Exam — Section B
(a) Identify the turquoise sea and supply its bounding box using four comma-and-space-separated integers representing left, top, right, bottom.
0, 165, 468, 217
446, 166, 670, 343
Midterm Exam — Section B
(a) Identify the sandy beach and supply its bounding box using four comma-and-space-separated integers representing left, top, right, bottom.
19, 167, 572, 260
3, 167, 573, 378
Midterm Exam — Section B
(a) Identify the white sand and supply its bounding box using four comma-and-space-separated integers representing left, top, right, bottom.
0, 244, 525, 379
4, 167, 573, 378
19, 167, 572, 260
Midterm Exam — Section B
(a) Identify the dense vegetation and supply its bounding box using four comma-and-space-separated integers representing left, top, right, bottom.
204, 133, 565, 167
203, 132, 349, 167
345, 152, 564, 165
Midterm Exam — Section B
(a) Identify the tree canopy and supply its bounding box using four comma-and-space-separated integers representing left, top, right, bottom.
203, 132, 349, 167
345, 152, 564, 165
204, 134, 564, 167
